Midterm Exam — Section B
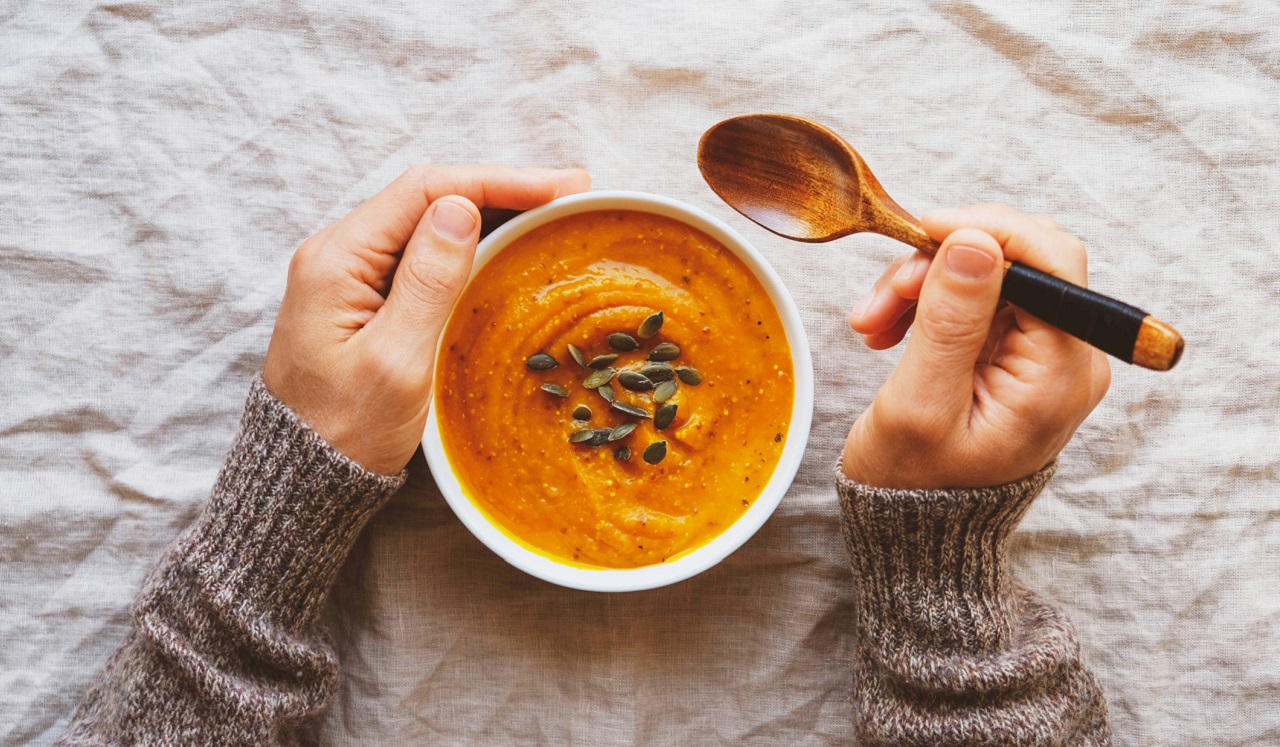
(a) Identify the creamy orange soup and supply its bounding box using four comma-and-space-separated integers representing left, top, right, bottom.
436, 209, 793, 569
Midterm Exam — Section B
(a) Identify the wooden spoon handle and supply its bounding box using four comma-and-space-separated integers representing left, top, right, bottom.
1000, 261, 1183, 370
893, 224, 1183, 370
860, 177, 1182, 369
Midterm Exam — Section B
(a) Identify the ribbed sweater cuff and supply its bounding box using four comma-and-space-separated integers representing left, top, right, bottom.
836, 459, 1056, 656
177, 378, 406, 633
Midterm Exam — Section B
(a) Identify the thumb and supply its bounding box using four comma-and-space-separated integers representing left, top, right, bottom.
377, 195, 480, 360
893, 227, 1004, 420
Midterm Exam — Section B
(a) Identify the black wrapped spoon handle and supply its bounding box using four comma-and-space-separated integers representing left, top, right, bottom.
1000, 261, 1183, 370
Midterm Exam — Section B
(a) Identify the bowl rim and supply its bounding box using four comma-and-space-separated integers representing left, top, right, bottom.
422, 190, 814, 592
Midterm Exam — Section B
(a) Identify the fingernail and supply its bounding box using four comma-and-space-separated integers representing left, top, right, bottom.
850, 288, 876, 320
946, 245, 995, 279
432, 201, 476, 242
894, 256, 920, 283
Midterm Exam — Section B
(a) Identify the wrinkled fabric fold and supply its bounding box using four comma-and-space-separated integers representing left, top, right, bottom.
5, 3, 1278, 744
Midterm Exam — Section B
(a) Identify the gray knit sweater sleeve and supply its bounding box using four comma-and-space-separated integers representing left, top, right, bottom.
58, 378, 405, 747
59, 374, 1112, 745
836, 461, 1112, 746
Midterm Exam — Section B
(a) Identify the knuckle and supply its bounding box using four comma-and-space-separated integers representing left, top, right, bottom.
1096, 357, 1113, 396
1064, 234, 1089, 276
1034, 214, 1059, 230
287, 249, 309, 281
918, 301, 990, 348
400, 256, 466, 309
1070, 354, 1113, 415
403, 164, 434, 187
287, 239, 323, 284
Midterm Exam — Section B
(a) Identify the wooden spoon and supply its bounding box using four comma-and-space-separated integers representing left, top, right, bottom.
697, 113, 1183, 371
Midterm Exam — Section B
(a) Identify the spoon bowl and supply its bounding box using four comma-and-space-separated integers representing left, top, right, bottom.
698, 116, 862, 242
698, 114, 935, 250
697, 113, 1183, 371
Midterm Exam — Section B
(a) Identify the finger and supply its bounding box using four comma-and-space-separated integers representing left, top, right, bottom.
981, 307, 1077, 377
893, 227, 1005, 421
864, 306, 916, 350
849, 251, 930, 343
372, 195, 481, 361
503, 167, 592, 200
920, 204, 1087, 286
329, 164, 589, 258
421, 165, 590, 211
890, 251, 932, 301
471, 167, 593, 238
848, 253, 924, 334
978, 303, 1019, 364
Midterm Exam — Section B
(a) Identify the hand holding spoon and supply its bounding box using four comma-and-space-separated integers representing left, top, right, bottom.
697, 114, 1183, 371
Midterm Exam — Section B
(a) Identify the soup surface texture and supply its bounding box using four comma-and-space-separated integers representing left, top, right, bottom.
436, 209, 793, 569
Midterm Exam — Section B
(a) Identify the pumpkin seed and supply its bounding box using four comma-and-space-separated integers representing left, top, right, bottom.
608, 421, 637, 441
588, 353, 620, 369
618, 371, 654, 391
637, 311, 664, 338
614, 446, 632, 461
570, 428, 611, 447
598, 384, 616, 403
676, 366, 702, 386
541, 383, 569, 398
611, 401, 650, 418
573, 404, 592, 420
526, 353, 559, 371
583, 367, 616, 389
643, 440, 668, 465
608, 332, 639, 351
640, 363, 675, 383
647, 342, 680, 362
654, 403, 677, 430
652, 380, 678, 403
567, 344, 588, 369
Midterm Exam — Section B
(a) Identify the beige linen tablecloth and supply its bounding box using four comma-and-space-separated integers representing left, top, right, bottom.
3, 1, 1278, 744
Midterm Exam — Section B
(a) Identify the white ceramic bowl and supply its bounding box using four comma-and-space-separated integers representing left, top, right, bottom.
423, 191, 814, 592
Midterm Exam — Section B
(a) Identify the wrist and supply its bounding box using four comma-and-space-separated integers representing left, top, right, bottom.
260, 366, 413, 477
843, 406, 1063, 490
841, 409, 948, 489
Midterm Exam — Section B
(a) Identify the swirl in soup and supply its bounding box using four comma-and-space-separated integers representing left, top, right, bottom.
436, 210, 793, 569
